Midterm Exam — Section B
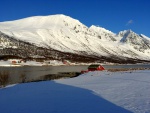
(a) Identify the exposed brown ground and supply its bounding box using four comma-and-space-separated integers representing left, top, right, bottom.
107, 68, 150, 72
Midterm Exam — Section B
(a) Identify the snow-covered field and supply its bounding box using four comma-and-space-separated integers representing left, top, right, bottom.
0, 70, 150, 113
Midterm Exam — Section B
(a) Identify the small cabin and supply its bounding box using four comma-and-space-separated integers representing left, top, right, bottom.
88, 64, 105, 71
11, 59, 25, 65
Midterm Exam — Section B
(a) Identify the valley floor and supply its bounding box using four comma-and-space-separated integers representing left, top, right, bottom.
0, 70, 150, 113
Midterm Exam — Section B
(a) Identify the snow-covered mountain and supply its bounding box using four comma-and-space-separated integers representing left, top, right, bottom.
0, 14, 150, 63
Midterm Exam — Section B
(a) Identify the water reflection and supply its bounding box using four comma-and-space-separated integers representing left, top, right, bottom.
0, 64, 150, 86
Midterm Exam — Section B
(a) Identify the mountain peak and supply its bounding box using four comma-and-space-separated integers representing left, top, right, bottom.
0, 14, 83, 30
118, 29, 135, 37
120, 29, 134, 34
89, 25, 114, 34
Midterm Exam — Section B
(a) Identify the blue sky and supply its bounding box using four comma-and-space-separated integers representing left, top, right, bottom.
0, 0, 150, 37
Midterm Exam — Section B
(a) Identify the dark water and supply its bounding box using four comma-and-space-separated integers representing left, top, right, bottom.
0, 65, 88, 84
0, 64, 150, 85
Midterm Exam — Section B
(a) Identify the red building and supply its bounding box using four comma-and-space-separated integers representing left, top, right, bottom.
81, 64, 105, 74
88, 64, 105, 71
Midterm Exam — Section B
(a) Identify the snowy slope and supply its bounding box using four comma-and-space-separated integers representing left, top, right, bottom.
1, 70, 150, 113
0, 14, 150, 60
119, 30, 150, 57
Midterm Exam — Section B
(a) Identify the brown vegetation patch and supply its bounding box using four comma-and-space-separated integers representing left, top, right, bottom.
107, 68, 150, 72
0, 71, 9, 87
42, 72, 81, 81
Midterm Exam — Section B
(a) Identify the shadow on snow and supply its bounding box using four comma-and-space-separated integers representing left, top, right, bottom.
0, 81, 131, 113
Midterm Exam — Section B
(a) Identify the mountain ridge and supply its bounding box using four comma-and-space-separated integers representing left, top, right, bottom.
0, 14, 150, 63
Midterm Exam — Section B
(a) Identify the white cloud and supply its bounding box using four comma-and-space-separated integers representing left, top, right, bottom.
126, 20, 133, 26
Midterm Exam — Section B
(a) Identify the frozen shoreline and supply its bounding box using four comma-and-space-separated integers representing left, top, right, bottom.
0, 59, 150, 67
